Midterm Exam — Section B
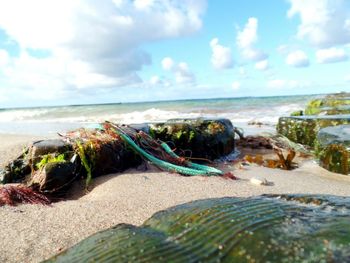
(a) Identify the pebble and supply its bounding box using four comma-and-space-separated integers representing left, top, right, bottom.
250, 177, 268, 186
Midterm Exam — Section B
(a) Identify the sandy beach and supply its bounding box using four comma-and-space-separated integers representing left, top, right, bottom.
1, 133, 350, 263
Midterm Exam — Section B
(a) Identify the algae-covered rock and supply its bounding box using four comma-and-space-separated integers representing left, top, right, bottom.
305, 93, 350, 115
45, 195, 350, 262
316, 125, 350, 175
0, 155, 31, 184
29, 161, 80, 193
30, 140, 73, 164
290, 110, 303, 116
277, 115, 350, 147
149, 118, 235, 160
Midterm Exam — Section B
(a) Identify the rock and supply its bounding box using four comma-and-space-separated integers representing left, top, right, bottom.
149, 118, 235, 160
316, 125, 350, 175
276, 93, 350, 176
45, 195, 350, 262
290, 110, 303, 116
304, 93, 350, 115
250, 176, 268, 185
30, 139, 73, 164
28, 161, 79, 193
0, 154, 31, 184
277, 115, 350, 147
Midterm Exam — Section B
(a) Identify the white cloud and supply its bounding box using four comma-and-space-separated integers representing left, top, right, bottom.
161, 57, 174, 71
149, 75, 161, 85
287, 0, 350, 47
286, 50, 310, 67
0, 0, 206, 104
0, 49, 9, 66
134, 0, 154, 10
255, 59, 269, 71
232, 81, 240, 90
316, 47, 348, 63
175, 62, 195, 84
209, 38, 233, 69
239, 67, 247, 77
236, 17, 268, 61
161, 58, 195, 85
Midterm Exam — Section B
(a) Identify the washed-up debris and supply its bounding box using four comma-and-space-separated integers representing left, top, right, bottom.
244, 148, 297, 170
250, 176, 268, 185
0, 118, 237, 206
236, 135, 273, 149
45, 195, 350, 262
104, 122, 226, 178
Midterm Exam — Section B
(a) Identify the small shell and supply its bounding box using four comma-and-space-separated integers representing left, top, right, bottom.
250, 177, 268, 186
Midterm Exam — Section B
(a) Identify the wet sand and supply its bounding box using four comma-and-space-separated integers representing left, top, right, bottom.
1, 134, 350, 262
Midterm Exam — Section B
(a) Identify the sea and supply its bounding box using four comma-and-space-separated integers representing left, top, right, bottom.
0, 94, 319, 136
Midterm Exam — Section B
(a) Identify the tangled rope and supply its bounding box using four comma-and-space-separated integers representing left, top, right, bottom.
104, 122, 224, 177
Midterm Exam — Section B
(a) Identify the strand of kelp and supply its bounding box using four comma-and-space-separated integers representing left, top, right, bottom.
106, 123, 224, 177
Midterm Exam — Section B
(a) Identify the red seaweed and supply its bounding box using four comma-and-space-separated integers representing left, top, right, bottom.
0, 185, 51, 206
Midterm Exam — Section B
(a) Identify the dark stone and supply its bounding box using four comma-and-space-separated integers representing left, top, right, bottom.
148, 118, 235, 160
0, 155, 31, 184
30, 139, 72, 164
89, 138, 142, 177
29, 161, 79, 193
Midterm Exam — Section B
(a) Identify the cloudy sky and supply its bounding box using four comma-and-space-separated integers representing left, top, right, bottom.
0, 0, 350, 108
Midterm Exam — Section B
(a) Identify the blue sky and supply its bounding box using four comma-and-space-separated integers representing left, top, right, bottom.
0, 0, 350, 108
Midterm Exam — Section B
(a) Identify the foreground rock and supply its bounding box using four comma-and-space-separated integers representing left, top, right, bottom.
276, 93, 350, 175
45, 194, 350, 262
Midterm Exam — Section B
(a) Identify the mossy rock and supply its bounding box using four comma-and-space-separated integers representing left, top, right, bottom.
45, 194, 350, 262
277, 115, 350, 147
0, 155, 31, 184
305, 105, 350, 116
29, 161, 79, 193
290, 110, 303, 116
305, 95, 350, 115
316, 125, 350, 175
149, 118, 235, 160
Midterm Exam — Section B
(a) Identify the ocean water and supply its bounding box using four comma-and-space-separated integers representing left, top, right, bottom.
0, 94, 319, 136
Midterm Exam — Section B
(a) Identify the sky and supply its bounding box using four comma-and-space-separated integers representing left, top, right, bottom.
0, 0, 350, 108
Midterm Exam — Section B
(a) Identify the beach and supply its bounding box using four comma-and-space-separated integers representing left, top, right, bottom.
1, 132, 350, 262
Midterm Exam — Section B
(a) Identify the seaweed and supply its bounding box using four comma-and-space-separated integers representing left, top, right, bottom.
0, 184, 50, 206
244, 148, 297, 170
35, 153, 66, 170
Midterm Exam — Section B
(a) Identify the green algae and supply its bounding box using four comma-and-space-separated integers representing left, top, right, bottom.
35, 153, 67, 170
45, 195, 350, 262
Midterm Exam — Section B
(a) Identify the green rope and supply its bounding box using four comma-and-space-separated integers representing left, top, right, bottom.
110, 127, 223, 177
160, 142, 223, 175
